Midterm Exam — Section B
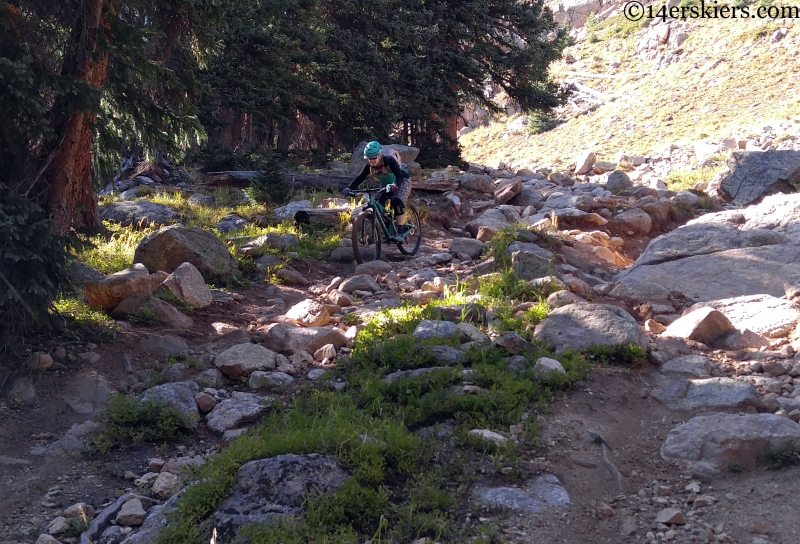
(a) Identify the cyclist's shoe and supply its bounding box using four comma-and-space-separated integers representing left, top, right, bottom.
391, 223, 413, 243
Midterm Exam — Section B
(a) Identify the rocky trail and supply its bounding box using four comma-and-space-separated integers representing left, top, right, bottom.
5, 147, 800, 544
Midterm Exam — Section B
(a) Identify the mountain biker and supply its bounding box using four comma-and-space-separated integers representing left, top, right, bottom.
343, 141, 412, 242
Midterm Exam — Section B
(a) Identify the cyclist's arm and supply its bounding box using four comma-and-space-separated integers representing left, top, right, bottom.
348, 164, 371, 191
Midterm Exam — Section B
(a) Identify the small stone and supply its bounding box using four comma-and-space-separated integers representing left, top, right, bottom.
195, 392, 217, 413
148, 458, 166, 473
750, 521, 772, 535
63, 502, 95, 519
115, 498, 147, 527
36, 536, 62, 544
655, 508, 686, 525
151, 471, 181, 499
28, 352, 54, 371
468, 429, 507, 446
598, 503, 615, 517
45, 517, 69, 535
123, 470, 138, 480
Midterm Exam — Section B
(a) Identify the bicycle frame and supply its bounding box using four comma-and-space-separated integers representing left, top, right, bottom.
357, 189, 400, 242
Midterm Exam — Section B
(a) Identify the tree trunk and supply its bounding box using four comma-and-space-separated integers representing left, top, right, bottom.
47, 0, 110, 233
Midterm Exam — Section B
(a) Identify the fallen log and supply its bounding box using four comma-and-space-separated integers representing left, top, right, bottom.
294, 208, 350, 227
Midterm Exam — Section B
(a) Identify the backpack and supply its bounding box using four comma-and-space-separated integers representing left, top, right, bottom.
386, 148, 410, 180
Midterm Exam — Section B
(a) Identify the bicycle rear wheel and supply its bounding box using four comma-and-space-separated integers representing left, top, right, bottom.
351, 211, 382, 264
397, 203, 422, 256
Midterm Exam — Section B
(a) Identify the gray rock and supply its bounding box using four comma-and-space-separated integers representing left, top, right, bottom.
139, 381, 200, 426
652, 378, 765, 413
465, 208, 515, 241
623, 223, 786, 268
532, 357, 566, 376
511, 251, 552, 280
273, 200, 313, 219
354, 260, 393, 277
449, 238, 485, 259
64, 372, 114, 416
339, 274, 381, 294
215, 213, 248, 233
600, 170, 633, 193
206, 392, 272, 433
8, 376, 36, 404
660, 355, 716, 378
32, 420, 100, 456
413, 320, 458, 340
195, 368, 226, 388
134, 226, 239, 285
614, 208, 652, 235
663, 307, 736, 345
508, 187, 545, 207
660, 413, 800, 475
187, 193, 215, 207
157, 262, 213, 309
115, 499, 146, 527
473, 473, 570, 512
101, 201, 178, 227
111, 295, 193, 329
505, 241, 553, 259
248, 371, 295, 391
214, 343, 280, 380
117, 492, 182, 544
493, 331, 539, 355
686, 294, 798, 338
214, 454, 348, 539
138, 334, 189, 359
385, 366, 450, 384
534, 303, 647, 354
719, 150, 800, 206
430, 345, 466, 365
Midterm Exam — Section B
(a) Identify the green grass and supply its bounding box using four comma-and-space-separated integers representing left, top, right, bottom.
663, 165, 720, 191
75, 222, 157, 274
155, 295, 592, 544
90, 394, 196, 454
767, 442, 800, 469
53, 296, 120, 342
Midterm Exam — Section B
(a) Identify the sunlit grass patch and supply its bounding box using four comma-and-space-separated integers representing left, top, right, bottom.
75, 222, 157, 274
663, 165, 720, 191
53, 296, 120, 342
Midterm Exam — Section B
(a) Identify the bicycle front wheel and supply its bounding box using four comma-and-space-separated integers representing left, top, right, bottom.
351, 211, 382, 264
397, 203, 422, 256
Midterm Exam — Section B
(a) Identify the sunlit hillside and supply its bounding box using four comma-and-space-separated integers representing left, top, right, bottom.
461, 7, 800, 171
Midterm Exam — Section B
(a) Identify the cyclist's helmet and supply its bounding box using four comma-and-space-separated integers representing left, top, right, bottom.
364, 141, 383, 159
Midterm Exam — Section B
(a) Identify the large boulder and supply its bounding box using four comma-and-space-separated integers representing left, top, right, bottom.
533, 302, 647, 354
214, 454, 349, 539
651, 378, 764, 413
101, 201, 177, 227
719, 150, 800, 206
83, 264, 156, 311
660, 413, 800, 475
133, 226, 238, 284
616, 195, 800, 302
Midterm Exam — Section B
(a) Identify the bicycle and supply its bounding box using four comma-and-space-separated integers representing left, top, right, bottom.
345, 187, 422, 264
